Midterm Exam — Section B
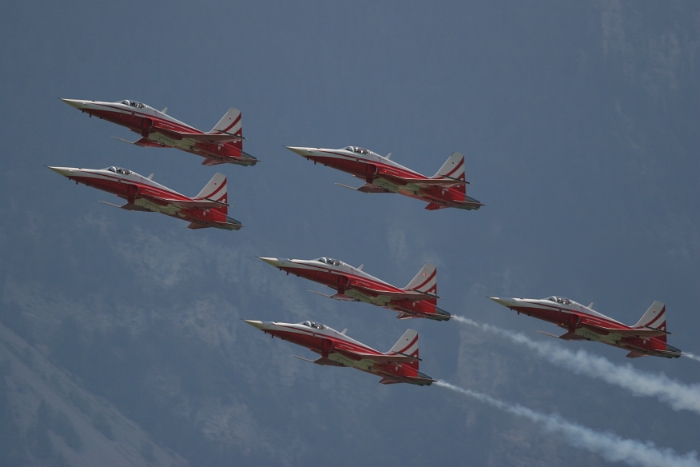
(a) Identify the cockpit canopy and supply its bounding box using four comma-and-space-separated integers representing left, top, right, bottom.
316, 257, 342, 266
301, 321, 326, 330
105, 166, 132, 175
121, 100, 145, 109
545, 296, 573, 305
345, 146, 369, 155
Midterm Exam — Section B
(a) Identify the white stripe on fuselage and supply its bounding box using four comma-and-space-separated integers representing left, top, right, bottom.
269, 322, 371, 350
316, 149, 424, 178
289, 260, 398, 290
75, 169, 185, 197
521, 299, 625, 326
83, 101, 197, 132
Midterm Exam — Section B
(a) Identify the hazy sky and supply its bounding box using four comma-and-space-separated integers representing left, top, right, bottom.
1, 1, 699, 466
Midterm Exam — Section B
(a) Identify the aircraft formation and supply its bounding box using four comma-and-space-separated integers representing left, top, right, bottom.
53, 97, 681, 387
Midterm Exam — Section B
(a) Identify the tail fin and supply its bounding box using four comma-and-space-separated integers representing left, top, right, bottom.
196, 173, 228, 214
634, 301, 667, 343
211, 108, 243, 150
389, 329, 419, 370
433, 152, 466, 199
404, 264, 437, 300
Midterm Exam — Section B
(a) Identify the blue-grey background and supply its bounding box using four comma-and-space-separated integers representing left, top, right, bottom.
1, 1, 698, 466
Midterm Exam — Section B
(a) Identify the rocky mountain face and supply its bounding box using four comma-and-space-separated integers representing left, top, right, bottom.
0, 322, 187, 467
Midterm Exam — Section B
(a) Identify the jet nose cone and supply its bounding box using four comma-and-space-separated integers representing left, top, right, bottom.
48, 166, 77, 177
490, 297, 516, 307
244, 320, 266, 330
285, 146, 312, 157
61, 98, 89, 109
258, 257, 287, 268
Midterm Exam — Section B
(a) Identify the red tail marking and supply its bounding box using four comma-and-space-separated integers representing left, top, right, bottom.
442, 157, 464, 178
413, 269, 437, 291
205, 179, 226, 200
396, 334, 419, 355
221, 113, 242, 134
645, 306, 666, 328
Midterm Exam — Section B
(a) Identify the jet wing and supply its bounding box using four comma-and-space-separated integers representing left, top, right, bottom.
347, 279, 439, 301
376, 169, 467, 188
142, 196, 228, 210
154, 126, 242, 143
579, 323, 670, 338
332, 342, 419, 364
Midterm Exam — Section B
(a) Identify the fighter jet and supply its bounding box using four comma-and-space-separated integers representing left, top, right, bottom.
490, 296, 681, 358
259, 257, 450, 321
61, 98, 257, 167
245, 319, 434, 385
48, 166, 242, 230
285, 146, 481, 210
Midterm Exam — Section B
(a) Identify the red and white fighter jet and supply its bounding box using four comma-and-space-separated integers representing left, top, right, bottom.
259, 257, 450, 321
490, 296, 681, 359
49, 165, 241, 230
285, 146, 481, 211
61, 98, 257, 167
245, 319, 435, 386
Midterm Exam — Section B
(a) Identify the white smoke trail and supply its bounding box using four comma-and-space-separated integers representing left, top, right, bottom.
436, 380, 700, 467
452, 316, 700, 415
682, 353, 700, 362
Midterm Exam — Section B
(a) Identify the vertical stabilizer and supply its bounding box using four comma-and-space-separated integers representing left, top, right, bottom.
196, 173, 228, 214
433, 152, 466, 200
211, 108, 243, 150
389, 329, 419, 370
404, 264, 437, 299
634, 301, 667, 343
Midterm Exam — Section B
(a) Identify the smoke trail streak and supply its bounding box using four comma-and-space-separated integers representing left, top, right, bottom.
436, 380, 700, 467
452, 316, 700, 415
682, 353, 700, 362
